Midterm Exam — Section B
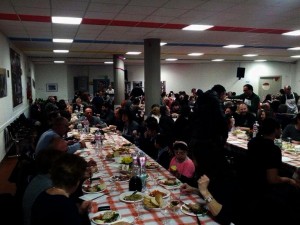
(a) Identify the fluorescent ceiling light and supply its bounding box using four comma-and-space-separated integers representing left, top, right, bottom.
243, 54, 258, 57
212, 59, 224, 62
291, 55, 300, 58
282, 30, 300, 36
126, 52, 141, 55
188, 53, 204, 56
165, 58, 178, 61
182, 24, 213, 31
160, 42, 167, 46
54, 60, 65, 63
104, 61, 113, 64
53, 50, 69, 53
53, 38, 73, 43
223, 45, 244, 48
288, 47, 300, 50
52, 16, 82, 25
255, 59, 267, 62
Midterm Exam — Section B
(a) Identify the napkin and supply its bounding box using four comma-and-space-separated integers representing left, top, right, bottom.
79, 193, 104, 201
282, 156, 292, 162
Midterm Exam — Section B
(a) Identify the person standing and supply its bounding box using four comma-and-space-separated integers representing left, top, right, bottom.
228, 84, 260, 116
279, 85, 299, 114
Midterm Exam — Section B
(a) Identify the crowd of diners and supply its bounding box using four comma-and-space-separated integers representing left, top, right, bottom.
11, 83, 300, 225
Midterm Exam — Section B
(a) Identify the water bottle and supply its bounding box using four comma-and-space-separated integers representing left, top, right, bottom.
129, 163, 142, 192
139, 166, 147, 192
252, 121, 259, 138
77, 122, 83, 133
83, 117, 90, 134
94, 129, 101, 148
231, 116, 235, 132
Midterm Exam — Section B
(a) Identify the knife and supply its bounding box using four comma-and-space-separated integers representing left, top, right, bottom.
98, 206, 111, 211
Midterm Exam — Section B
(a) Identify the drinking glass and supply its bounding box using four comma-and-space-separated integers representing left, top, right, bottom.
160, 204, 171, 225
133, 201, 143, 222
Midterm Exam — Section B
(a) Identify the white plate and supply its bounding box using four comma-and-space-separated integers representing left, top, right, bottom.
180, 204, 207, 217
147, 187, 171, 199
158, 179, 181, 189
82, 180, 106, 194
91, 210, 121, 224
119, 191, 144, 203
111, 174, 130, 182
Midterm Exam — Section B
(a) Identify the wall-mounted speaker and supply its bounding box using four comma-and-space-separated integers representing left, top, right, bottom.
237, 67, 245, 79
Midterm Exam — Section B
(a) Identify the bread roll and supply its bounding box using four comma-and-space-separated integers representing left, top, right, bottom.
155, 193, 163, 207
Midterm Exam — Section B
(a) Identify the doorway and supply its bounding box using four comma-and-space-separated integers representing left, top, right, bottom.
258, 76, 282, 100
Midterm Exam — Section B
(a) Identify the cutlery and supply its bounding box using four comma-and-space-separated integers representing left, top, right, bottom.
90, 193, 107, 201
129, 190, 138, 197
98, 205, 111, 211
196, 215, 201, 225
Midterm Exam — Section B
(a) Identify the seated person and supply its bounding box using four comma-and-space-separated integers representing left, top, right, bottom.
245, 118, 300, 224
181, 175, 243, 225
234, 103, 256, 130
169, 141, 195, 185
31, 153, 92, 225
22, 149, 65, 225
282, 113, 300, 143
84, 107, 107, 128
35, 117, 86, 155
100, 102, 115, 125
117, 109, 139, 143
154, 134, 172, 170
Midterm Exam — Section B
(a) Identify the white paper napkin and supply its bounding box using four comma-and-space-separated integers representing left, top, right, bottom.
282, 156, 292, 162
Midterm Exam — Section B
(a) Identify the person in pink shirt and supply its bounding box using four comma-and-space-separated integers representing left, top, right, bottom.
169, 141, 195, 185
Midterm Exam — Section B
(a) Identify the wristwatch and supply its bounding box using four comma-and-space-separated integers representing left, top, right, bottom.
204, 196, 214, 203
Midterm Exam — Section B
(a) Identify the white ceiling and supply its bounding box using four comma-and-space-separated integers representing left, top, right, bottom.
0, 0, 300, 65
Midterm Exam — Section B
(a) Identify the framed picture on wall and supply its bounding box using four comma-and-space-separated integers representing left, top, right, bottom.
46, 83, 58, 92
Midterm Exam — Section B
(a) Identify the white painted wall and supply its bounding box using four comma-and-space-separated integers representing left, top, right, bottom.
0, 32, 33, 161
34, 61, 297, 104
35, 64, 68, 101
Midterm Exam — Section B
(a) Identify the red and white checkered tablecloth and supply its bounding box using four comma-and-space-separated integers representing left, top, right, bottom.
81, 133, 219, 225
226, 134, 300, 169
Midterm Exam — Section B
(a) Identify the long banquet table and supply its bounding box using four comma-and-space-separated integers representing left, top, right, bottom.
76, 131, 219, 225
226, 133, 300, 170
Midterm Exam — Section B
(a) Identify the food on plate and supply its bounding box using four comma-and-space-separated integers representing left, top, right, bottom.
170, 165, 177, 172
145, 162, 158, 169
123, 193, 143, 201
112, 174, 130, 181
93, 211, 119, 223
161, 177, 178, 186
90, 166, 98, 173
183, 203, 207, 215
155, 193, 163, 207
105, 152, 114, 160
143, 193, 164, 209
82, 183, 105, 193
121, 156, 133, 164
113, 147, 130, 154
120, 164, 131, 172
149, 189, 167, 197
231, 129, 244, 136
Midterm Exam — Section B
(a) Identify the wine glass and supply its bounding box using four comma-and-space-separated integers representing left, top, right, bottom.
160, 201, 171, 225
133, 201, 143, 222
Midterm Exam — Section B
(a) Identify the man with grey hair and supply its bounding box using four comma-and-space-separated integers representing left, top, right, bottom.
280, 85, 299, 114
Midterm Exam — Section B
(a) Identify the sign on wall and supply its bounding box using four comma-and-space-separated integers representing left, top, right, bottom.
10, 48, 23, 107
0, 68, 7, 98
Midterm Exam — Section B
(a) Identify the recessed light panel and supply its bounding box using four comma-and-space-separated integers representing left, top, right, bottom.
54, 61, 65, 63
223, 45, 244, 48
212, 59, 224, 62
104, 61, 113, 64
282, 30, 300, 36
165, 58, 178, 61
188, 53, 204, 56
288, 47, 300, 50
243, 54, 258, 57
126, 52, 141, 55
53, 50, 69, 53
52, 16, 82, 25
255, 59, 267, 62
291, 55, 300, 58
160, 42, 167, 46
53, 39, 73, 43
182, 24, 213, 31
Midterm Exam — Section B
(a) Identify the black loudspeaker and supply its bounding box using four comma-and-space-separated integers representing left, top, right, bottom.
124, 69, 128, 81
237, 67, 245, 79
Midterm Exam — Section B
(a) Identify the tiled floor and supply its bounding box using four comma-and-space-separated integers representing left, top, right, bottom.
0, 156, 17, 195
